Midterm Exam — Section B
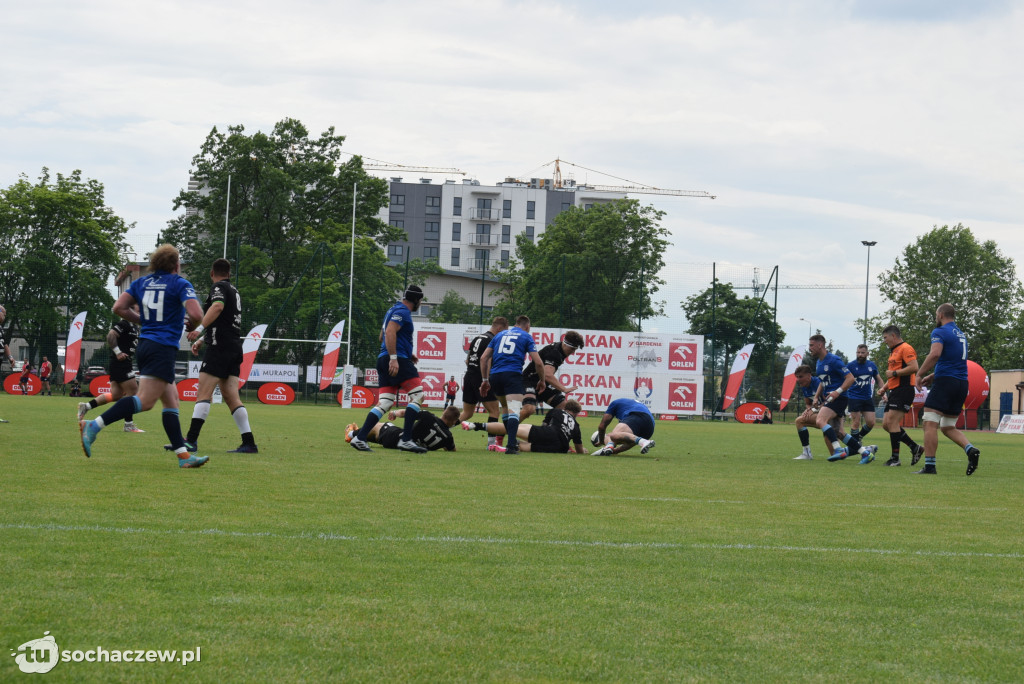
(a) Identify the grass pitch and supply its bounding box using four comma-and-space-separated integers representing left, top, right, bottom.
2, 396, 1022, 682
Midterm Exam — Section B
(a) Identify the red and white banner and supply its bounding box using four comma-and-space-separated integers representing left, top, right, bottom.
64, 311, 87, 384
319, 320, 346, 390
734, 402, 770, 423
722, 343, 755, 410
779, 345, 807, 410
177, 378, 199, 402
338, 385, 375, 409
238, 324, 267, 388
258, 382, 295, 405
4, 373, 41, 395
404, 323, 705, 415
89, 375, 112, 397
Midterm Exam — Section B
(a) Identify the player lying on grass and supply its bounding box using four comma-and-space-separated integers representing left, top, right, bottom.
346, 406, 459, 452
462, 399, 585, 453
591, 398, 656, 456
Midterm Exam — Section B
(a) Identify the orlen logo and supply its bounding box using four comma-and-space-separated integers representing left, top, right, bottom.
89, 375, 112, 397
792, 352, 803, 363
177, 378, 199, 402
337, 385, 376, 408
668, 382, 698, 411
258, 383, 295, 405
417, 331, 447, 359
669, 343, 698, 371
735, 402, 769, 424
4, 373, 41, 395
418, 372, 446, 401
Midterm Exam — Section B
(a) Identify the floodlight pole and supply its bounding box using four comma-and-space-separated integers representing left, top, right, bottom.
799, 317, 812, 339
861, 241, 877, 344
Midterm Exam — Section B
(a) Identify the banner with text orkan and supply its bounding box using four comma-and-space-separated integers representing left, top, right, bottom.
407, 323, 704, 415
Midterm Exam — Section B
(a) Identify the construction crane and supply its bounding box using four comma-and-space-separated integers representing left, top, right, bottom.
536, 158, 715, 199
339, 150, 465, 176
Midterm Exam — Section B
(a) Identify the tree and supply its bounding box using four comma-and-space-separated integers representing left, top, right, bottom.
162, 118, 437, 369
431, 290, 481, 324
0, 169, 130, 365
681, 280, 785, 409
492, 200, 669, 330
877, 224, 1023, 370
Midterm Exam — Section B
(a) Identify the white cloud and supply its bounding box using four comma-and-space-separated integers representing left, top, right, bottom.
2, 0, 1022, 357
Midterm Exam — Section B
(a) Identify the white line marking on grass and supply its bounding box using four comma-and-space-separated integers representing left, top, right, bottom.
2, 522, 1021, 560
558, 494, 1008, 512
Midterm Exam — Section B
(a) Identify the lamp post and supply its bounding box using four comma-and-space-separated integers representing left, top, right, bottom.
799, 317, 812, 340
861, 241, 877, 344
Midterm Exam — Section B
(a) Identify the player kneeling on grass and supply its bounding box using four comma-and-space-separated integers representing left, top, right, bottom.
591, 398, 656, 456
346, 406, 459, 452
463, 399, 586, 454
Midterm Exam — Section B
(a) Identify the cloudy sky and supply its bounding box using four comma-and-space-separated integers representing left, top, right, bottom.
3, 0, 1022, 355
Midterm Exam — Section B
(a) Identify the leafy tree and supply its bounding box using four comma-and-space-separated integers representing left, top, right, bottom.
681, 280, 785, 409
0, 169, 130, 365
877, 224, 1023, 370
492, 200, 669, 330
431, 290, 481, 324
162, 118, 437, 369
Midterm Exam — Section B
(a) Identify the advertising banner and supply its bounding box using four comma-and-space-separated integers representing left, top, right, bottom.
320, 320, 346, 390
64, 311, 87, 384
779, 345, 807, 410
408, 323, 704, 415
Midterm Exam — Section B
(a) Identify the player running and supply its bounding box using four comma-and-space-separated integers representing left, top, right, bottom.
915, 303, 980, 476
79, 244, 208, 468
592, 398, 656, 455
77, 317, 145, 432
349, 285, 429, 453
846, 344, 883, 443
181, 258, 259, 454
807, 334, 877, 464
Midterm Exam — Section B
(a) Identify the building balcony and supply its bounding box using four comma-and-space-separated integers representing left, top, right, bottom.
469, 233, 497, 247
469, 207, 500, 221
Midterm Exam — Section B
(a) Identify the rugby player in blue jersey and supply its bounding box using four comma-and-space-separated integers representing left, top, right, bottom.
591, 397, 656, 455
350, 285, 429, 453
79, 244, 209, 468
915, 303, 980, 475
808, 334, 877, 464
846, 344, 883, 443
793, 365, 823, 459
478, 315, 546, 455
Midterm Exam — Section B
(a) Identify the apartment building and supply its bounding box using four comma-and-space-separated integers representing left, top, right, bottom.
380, 176, 625, 316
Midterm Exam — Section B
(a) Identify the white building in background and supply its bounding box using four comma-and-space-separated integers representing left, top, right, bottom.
378, 176, 625, 317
